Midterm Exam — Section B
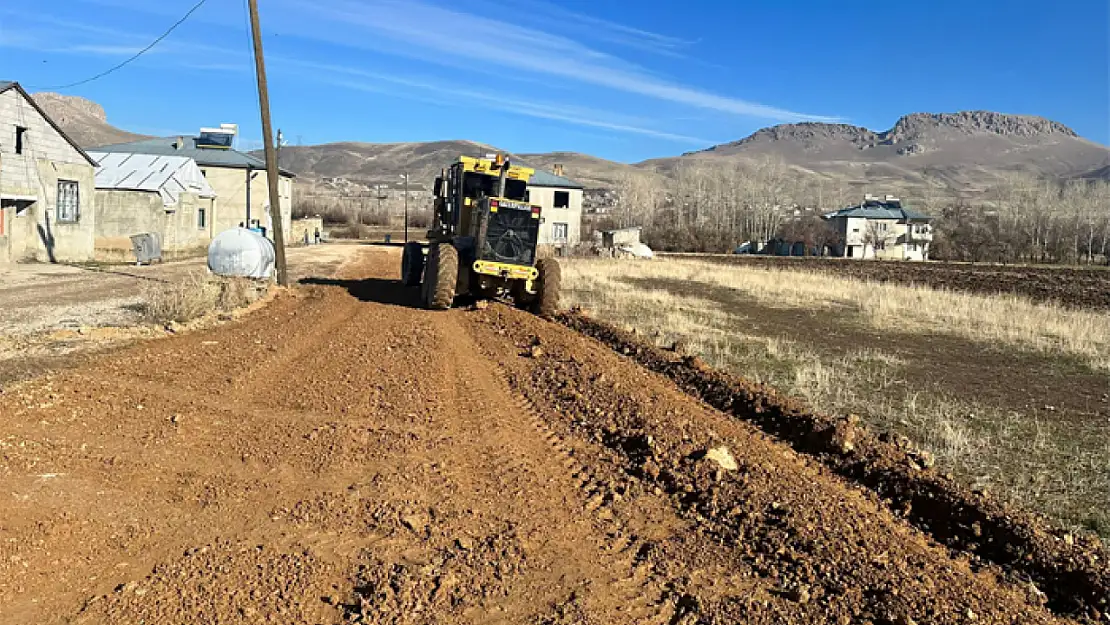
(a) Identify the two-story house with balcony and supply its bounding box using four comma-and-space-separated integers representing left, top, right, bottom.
822, 195, 934, 260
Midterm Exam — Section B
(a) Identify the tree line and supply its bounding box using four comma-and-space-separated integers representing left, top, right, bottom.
609, 158, 1110, 264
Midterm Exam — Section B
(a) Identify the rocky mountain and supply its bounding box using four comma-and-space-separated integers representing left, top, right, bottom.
31, 92, 149, 148
646, 111, 1108, 193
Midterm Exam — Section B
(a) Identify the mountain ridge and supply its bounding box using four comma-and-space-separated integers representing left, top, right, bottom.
32, 90, 1108, 196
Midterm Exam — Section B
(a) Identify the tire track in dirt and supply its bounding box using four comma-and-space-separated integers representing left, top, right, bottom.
509, 392, 674, 625
558, 312, 1110, 619
0, 246, 1098, 624
465, 303, 1085, 624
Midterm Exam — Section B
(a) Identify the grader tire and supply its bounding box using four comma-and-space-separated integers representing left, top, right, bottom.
401, 241, 424, 287
532, 258, 561, 318
426, 243, 458, 310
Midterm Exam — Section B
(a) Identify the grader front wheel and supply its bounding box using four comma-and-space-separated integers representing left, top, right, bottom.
531, 258, 561, 318
423, 242, 458, 310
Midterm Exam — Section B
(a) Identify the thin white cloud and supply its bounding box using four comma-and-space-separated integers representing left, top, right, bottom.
278, 0, 836, 123
276, 57, 714, 144
68, 44, 152, 56
511, 0, 696, 53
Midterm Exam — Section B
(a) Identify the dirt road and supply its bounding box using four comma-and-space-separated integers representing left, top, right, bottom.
0, 247, 1096, 624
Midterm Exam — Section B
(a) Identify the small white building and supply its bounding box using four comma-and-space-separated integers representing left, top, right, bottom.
527, 163, 584, 251
823, 195, 934, 260
93, 127, 295, 240
89, 151, 218, 260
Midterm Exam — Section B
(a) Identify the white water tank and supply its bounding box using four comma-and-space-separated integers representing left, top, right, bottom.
208, 228, 275, 279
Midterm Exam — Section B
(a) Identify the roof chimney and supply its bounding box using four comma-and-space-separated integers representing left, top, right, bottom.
175, 136, 185, 150
552, 163, 565, 177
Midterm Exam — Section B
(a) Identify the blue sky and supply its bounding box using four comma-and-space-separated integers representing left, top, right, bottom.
2, 0, 1107, 162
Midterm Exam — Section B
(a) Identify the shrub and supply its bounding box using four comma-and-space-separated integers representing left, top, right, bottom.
142, 273, 267, 325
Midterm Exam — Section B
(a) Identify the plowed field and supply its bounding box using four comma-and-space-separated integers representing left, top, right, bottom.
687, 255, 1110, 310
0, 247, 1105, 625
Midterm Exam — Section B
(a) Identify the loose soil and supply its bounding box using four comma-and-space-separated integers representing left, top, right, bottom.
0, 244, 361, 387
1, 247, 1106, 624
687, 255, 1110, 310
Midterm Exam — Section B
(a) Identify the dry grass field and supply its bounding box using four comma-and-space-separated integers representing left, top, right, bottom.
562, 257, 1110, 536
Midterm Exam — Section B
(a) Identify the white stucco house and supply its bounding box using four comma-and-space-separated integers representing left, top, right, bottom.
823, 195, 934, 260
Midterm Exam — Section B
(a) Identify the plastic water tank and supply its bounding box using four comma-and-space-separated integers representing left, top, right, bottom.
207, 227, 276, 279
619, 243, 655, 259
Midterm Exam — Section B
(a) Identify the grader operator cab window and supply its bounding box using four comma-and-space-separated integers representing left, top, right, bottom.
463, 173, 527, 202
433, 177, 443, 197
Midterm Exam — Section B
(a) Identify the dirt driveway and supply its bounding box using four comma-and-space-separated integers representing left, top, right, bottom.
0, 247, 1093, 624
0, 244, 365, 385
0, 244, 362, 337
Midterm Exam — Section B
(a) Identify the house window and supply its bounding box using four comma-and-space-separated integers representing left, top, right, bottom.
552, 222, 569, 242
197, 206, 207, 229
56, 180, 79, 222
15, 126, 27, 154
554, 190, 570, 209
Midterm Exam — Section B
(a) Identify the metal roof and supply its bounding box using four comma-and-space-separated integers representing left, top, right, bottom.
823, 203, 933, 221
93, 136, 296, 177
527, 167, 585, 189
89, 151, 217, 207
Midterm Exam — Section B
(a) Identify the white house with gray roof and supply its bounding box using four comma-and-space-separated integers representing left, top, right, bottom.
822, 195, 934, 260
526, 163, 584, 252
94, 129, 295, 240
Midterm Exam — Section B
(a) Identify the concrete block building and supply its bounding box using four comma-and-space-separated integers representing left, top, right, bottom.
93, 127, 295, 241
89, 151, 218, 261
0, 81, 98, 263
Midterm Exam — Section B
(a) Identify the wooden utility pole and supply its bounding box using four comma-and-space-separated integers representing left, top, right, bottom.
247, 0, 288, 286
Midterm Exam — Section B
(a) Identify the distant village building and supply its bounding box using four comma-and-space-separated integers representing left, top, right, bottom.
0, 81, 98, 263
822, 195, 934, 260
600, 226, 643, 249
89, 151, 217, 261
526, 163, 584, 251
93, 127, 296, 240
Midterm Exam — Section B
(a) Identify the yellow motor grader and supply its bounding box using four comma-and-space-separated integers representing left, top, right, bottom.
401, 155, 560, 315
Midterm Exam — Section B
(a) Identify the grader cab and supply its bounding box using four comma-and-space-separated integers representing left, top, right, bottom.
401, 155, 560, 315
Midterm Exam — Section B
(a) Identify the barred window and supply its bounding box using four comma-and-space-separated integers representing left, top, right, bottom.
552, 222, 568, 241
56, 180, 79, 222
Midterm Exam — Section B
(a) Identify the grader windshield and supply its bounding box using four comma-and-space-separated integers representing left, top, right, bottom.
463, 173, 528, 202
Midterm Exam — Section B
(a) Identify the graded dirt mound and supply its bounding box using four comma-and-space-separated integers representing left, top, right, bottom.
0, 247, 1103, 624
558, 312, 1110, 618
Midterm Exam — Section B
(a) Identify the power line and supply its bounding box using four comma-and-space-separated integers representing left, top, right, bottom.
31, 0, 210, 91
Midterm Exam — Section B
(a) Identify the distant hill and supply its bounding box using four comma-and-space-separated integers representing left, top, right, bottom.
269, 142, 646, 192
35, 91, 1108, 198
513, 151, 655, 189
642, 111, 1109, 194
271, 140, 500, 192
32, 92, 149, 148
